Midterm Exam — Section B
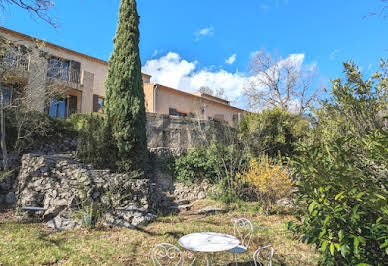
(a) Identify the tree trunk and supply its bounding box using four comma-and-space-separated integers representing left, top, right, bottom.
0, 89, 9, 172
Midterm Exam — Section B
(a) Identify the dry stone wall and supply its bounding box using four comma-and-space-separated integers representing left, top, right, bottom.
16, 153, 165, 230
146, 113, 229, 154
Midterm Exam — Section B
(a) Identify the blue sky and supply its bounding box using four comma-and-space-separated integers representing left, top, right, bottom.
1, 0, 387, 109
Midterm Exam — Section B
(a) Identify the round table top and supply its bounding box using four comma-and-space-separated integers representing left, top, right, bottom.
178, 232, 240, 253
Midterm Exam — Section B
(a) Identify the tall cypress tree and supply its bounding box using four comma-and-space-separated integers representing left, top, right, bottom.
104, 0, 147, 173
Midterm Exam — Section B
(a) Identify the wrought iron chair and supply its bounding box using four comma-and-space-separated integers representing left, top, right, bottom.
253, 245, 274, 266
151, 243, 184, 266
227, 218, 254, 265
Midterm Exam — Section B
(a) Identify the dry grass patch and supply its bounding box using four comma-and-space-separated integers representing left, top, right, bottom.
0, 200, 318, 265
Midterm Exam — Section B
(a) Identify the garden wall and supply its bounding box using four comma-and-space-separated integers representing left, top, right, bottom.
146, 113, 229, 154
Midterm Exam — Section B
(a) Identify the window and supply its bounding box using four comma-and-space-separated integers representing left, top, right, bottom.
169, 108, 187, 117
0, 44, 28, 70
47, 57, 81, 84
48, 96, 78, 118
0, 88, 11, 106
97, 97, 104, 112
93, 94, 104, 113
48, 57, 70, 81
49, 98, 66, 118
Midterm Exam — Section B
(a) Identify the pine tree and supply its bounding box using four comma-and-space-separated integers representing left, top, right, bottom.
104, 0, 147, 173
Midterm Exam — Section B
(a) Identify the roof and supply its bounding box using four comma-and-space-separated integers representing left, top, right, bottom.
0, 26, 109, 66
192, 92, 230, 105
153, 83, 246, 113
0, 26, 152, 80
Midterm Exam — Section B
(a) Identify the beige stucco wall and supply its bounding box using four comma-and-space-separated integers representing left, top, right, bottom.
0, 30, 107, 113
143, 83, 155, 113
154, 85, 244, 126
0, 28, 245, 126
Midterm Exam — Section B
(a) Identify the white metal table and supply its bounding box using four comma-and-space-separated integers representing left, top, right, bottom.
178, 232, 240, 265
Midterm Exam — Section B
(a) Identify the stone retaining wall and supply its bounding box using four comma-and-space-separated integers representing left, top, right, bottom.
146, 113, 229, 153
16, 153, 165, 230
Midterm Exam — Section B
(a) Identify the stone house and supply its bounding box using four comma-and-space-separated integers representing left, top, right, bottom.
0, 26, 245, 126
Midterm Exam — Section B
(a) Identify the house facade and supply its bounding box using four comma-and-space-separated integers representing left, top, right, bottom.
0, 27, 245, 126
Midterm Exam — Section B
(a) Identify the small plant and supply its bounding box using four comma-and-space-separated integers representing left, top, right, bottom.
238, 155, 293, 214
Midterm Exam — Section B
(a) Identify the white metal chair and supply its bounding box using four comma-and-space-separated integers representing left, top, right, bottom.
228, 218, 253, 265
253, 245, 274, 266
151, 243, 184, 266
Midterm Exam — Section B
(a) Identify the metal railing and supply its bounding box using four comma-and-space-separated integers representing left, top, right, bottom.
69, 70, 80, 84
0, 53, 29, 71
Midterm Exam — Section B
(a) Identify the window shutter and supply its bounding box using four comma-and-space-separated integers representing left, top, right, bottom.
93, 94, 98, 112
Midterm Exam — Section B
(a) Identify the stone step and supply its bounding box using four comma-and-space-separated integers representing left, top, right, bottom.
168, 203, 193, 211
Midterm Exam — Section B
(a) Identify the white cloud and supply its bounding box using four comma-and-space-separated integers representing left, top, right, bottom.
142, 52, 245, 107
329, 49, 341, 61
142, 51, 308, 110
194, 26, 214, 41
152, 50, 159, 57
225, 54, 237, 65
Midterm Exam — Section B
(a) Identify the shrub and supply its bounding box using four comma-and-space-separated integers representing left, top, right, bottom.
239, 108, 310, 159
174, 146, 217, 184
238, 155, 293, 214
289, 62, 388, 265
74, 113, 117, 170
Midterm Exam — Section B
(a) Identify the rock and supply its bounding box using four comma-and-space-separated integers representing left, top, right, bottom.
176, 199, 190, 205
17, 153, 162, 230
198, 206, 227, 215
0, 182, 11, 191
5, 192, 16, 204
197, 191, 207, 200
0, 194, 5, 204
276, 198, 295, 208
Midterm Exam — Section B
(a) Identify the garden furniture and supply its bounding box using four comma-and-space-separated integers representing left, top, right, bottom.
151, 243, 184, 266
227, 218, 253, 265
178, 232, 240, 265
253, 245, 274, 266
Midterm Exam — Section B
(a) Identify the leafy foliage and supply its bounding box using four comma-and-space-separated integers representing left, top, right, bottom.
174, 146, 217, 184
290, 61, 388, 265
104, 0, 147, 173
239, 155, 293, 214
73, 114, 117, 170
239, 108, 310, 159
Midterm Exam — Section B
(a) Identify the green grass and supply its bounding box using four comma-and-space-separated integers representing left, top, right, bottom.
0, 200, 319, 265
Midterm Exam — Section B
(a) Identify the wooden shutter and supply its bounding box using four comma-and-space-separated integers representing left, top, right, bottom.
93, 94, 98, 112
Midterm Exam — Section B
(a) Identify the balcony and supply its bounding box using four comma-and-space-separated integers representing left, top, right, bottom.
47, 57, 81, 91
0, 53, 29, 85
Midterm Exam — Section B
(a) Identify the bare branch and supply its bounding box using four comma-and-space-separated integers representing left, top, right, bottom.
244, 47, 320, 114
1, 0, 56, 27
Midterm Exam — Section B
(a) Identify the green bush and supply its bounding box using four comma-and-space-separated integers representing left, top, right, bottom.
174, 140, 251, 203
175, 146, 217, 184
73, 113, 117, 170
239, 108, 310, 159
289, 62, 388, 265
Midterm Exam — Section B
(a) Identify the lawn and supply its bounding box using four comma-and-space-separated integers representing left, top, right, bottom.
0, 200, 319, 265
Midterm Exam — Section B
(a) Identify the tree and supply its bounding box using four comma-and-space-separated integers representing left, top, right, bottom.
0, 37, 66, 171
244, 48, 320, 115
365, 0, 388, 19
0, 0, 56, 27
199, 86, 228, 100
104, 0, 147, 173
290, 61, 387, 265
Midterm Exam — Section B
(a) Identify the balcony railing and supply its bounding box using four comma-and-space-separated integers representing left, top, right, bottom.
69, 70, 80, 84
0, 53, 29, 71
